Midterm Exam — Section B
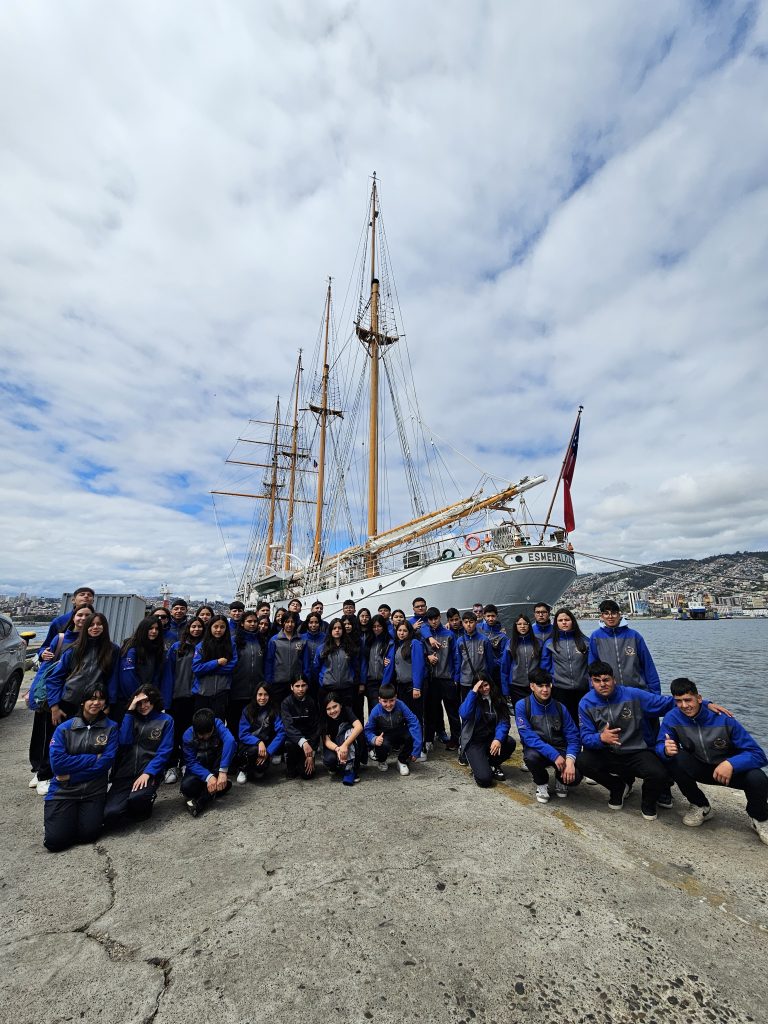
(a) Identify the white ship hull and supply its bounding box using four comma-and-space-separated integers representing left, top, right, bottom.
254, 545, 577, 629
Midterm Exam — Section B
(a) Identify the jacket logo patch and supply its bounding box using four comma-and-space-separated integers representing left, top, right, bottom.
95, 732, 108, 746
713, 737, 727, 749
624, 646, 635, 656
149, 727, 163, 740
620, 707, 632, 719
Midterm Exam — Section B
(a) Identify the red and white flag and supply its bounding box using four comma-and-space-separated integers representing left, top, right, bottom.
562, 414, 581, 533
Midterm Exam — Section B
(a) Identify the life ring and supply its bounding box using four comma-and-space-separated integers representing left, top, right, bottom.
465, 534, 482, 553
440, 548, 456, 560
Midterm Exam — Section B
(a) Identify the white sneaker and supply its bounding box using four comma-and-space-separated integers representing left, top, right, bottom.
398, 762, 410, 777
750, 817, 768, 846
28, 773, 39, 789
377, 760, 389, 772
164, 767, 178, 785
236, 771, 247, 785
520, 762, 529, 772
424, 741, 434, 753
535, 784, 550, 804
554, 779, 568, 799
36, 779, 50, 796
586, 777, 598, 786
271, 754, 283, 765
682, 803, 713, 827
418, 750, 428, 762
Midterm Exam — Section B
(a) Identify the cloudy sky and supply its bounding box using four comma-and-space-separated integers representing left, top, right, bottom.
2, 0, 766, 600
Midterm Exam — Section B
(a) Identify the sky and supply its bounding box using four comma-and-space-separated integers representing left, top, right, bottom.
1, 0, 767, 600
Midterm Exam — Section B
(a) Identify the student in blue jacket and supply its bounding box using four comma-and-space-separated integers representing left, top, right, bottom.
115, 616, 165, 721
47, 612, 118, 729
38, 586, 95, 653
364, 683, 422, 776
321, 691, 364, 786
191, 615, 238, 720
587, 600, 661, 693
162, 617, 205, 784
658, 677, 768, 844
181, 708, 237, 816
103, 685, 174, 827
236, 685, 285, 783
459, 674, 515, 787
515, 667, 581, 803
43, 683, 118, 852
500, 615, 541, 704
539, 608, 590, 724
316, 618, 360, 709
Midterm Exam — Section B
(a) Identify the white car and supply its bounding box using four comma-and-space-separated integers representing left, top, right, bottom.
0, 614, 26, 717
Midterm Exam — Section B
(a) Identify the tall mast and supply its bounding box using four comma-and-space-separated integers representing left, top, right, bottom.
283, 353, 303, 571
366, 175, 381, 576
310, 279, 341, 563
265, 398, 281, 571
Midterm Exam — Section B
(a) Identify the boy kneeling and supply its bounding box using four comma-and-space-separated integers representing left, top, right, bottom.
181, 708, 237, 816
365, 684, 423, 777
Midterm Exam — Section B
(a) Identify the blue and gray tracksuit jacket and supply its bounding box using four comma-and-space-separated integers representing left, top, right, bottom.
454, 633, 494, 688
579, 685, 674, 753
458, 689, 510, 751
500, 636, 540, 696
381, 639, 428, 690
540, 632, 589, 692
364, 699, 422, 755
421, 624, 456, 681
182, 718, 237, 781
239, 705, 285, 756
46, 715, 119, 801
162, 642, 195, 708
45, 640, 119, 709
191, 642, 237, 699
265, 632, 310, 687
115, 647, 163, 705
656, 704, 768, 773
113, 709, 174, 781
515, 693, 581, 762
587, 625, 661, 693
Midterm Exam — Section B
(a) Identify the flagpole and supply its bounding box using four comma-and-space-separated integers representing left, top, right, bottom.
538, 406, 583, 544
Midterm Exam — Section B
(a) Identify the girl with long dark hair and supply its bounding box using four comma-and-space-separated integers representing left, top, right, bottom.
191, 614, 238, 720
458, 673, 516, 787
47, 611, 118, 727
317, 618, 360, 709
116, 616, 165, 721
361, 614, 390, 715
162, 616, 205, 784
500, 614, 541, 704
321, 691, 363, 786
236, 684, 285, 783
382, 621, 428, 756
300, 611, 326, 695
228, 610, 268, 737
104, 684, 174, 827
540, 607, 590, 723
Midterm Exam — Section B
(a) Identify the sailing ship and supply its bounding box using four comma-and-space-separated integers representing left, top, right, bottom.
213, 176, 577, 627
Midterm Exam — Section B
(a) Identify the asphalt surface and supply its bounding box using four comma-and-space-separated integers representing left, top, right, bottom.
3, 680, 767, 1024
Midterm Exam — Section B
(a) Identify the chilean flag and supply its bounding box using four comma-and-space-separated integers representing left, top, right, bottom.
562, 416, 581, 533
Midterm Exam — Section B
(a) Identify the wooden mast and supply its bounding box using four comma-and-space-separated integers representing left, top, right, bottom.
283, 353, 303, 571
366, 174, 380, 577
310, 279, 341, 563
265, 398, 281, 571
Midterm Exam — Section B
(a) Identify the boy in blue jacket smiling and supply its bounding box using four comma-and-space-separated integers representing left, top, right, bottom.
658, 678, 768, 844
365, 684, 422, 776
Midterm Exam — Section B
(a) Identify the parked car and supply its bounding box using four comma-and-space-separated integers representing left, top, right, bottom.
0, 614, 26, 717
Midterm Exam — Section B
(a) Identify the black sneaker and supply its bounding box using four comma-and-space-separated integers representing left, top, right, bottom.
608, 781, 632, 810
457, 749, 468, 766
185, 799, 199, 818
641, 802, 658, 821
491, 767, 506, 781
657, 788, 674, 809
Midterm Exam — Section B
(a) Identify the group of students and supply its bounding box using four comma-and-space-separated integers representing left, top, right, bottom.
26, 587, 768, 852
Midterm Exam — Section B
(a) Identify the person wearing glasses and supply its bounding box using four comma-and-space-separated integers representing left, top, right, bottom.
43, 684, 118, 852
103, 685, 174, 827
152, 606, 174, 652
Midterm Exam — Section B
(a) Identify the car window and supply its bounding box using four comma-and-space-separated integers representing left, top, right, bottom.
0, 618, 10, 638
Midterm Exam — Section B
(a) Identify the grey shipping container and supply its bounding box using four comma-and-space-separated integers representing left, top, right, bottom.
59, 594, 149, 644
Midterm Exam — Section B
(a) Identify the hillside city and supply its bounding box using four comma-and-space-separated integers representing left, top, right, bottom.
3, 551, 768, 624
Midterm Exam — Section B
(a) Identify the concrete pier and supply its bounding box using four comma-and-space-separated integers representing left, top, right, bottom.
2, 691, 766, 1024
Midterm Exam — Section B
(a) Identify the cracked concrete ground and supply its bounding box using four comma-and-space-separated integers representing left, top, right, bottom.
2, 695, 767, 1024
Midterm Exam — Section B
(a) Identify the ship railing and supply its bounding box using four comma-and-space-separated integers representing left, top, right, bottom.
298, 522, 571, 593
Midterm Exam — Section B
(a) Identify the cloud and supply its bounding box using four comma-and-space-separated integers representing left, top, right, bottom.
0, 0, 766, 598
